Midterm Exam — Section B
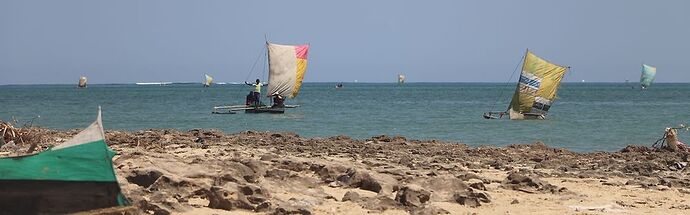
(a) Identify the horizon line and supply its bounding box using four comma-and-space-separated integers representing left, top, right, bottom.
2, 81, 689, 86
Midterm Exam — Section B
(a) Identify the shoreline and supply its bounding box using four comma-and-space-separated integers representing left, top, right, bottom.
3, 128, 690, 214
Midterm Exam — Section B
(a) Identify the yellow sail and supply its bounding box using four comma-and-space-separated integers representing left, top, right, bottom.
203, 74, 213, 87
508, 50, 568, 120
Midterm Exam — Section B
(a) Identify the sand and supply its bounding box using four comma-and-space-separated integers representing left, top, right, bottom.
3, 128, 690, 215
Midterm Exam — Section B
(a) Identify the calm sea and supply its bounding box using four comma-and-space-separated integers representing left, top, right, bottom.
1, 83, 688, 152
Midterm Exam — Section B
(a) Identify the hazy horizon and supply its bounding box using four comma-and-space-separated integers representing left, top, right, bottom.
2, 0, 689, 85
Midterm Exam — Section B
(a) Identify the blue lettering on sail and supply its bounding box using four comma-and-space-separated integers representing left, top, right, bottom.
519, 74, 541, 90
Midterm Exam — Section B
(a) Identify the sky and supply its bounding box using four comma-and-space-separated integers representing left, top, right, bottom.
1, 0, 689, 84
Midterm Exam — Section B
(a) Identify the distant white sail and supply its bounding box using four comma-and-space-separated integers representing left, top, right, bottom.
397, 74, 405, 84
78, 76, 87, 88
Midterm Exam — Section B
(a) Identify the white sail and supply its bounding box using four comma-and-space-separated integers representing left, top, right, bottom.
267, 43, 310, 99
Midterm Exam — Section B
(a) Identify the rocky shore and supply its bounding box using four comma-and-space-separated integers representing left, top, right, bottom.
3, 128, 690, 214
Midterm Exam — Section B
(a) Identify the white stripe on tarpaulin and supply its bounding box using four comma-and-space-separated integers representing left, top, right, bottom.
51, 107, 104, 150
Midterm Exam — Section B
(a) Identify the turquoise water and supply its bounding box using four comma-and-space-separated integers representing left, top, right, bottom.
1, 83, 689, 152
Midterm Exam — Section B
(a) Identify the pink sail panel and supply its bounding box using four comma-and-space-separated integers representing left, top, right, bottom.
295, 45, 309, 59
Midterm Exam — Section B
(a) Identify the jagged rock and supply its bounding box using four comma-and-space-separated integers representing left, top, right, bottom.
359, 196, 400, 211
312, 163, 349, 182
659, 177, 690, 188
411, 176, 468, 201
222, 161, 260, 183
625, 176, 660, 188
511, 199, 519, 204
138, 200, 172, 215
410, 205, 450, 215
337, 169, 399, 194
203, 185, 271, 211
241, 159, 267, 179
501, 172, 568, 194
273, 205, 312, 215
395, 185, 431, 207
204, 186, 238, 210
265, 169, 291, 179
260, 153, 279, 161
453, 188, 491, 208
126, 169, 164, 188
469, 182, 486, 191
341, 191, 360, 202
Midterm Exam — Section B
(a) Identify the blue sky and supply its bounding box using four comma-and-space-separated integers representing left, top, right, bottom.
1, 0, 689, 84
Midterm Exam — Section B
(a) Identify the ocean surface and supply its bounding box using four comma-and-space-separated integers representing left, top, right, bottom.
1, 83, 689, 152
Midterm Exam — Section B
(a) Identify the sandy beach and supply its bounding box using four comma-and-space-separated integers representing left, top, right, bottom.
3, 128, 690, 215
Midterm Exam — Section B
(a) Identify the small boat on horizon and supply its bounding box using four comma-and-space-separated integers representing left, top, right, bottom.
397, 74, 405, 85
78, 76, 87, 88
135, 82, 172, 86
483, 50, 569, 120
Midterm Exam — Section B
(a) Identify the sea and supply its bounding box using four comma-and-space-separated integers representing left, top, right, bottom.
1, 83, 689, 152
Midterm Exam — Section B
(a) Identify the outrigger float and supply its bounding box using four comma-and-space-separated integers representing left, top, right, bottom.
213, 41, 309, 114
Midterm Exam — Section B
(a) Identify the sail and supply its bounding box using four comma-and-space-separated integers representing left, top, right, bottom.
204, 74, 213, 87
78, 76, 87, 88
267, 43, 309, 98
508, 51, 568, 120
398, 74, 405, 84
0, 108, 129, 213
640, 64, 656, 89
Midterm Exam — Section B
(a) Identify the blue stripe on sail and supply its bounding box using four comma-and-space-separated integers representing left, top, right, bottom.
519, 75, 540, 89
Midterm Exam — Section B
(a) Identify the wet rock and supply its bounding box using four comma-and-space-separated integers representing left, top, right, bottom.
395, 185, 431, 207
341, 191, 360, 202
453, 188, 491, 208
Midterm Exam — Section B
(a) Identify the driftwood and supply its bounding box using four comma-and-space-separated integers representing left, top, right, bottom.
0, 120, 36, 153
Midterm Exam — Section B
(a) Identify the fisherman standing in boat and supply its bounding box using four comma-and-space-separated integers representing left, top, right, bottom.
245, 79, 267, 106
